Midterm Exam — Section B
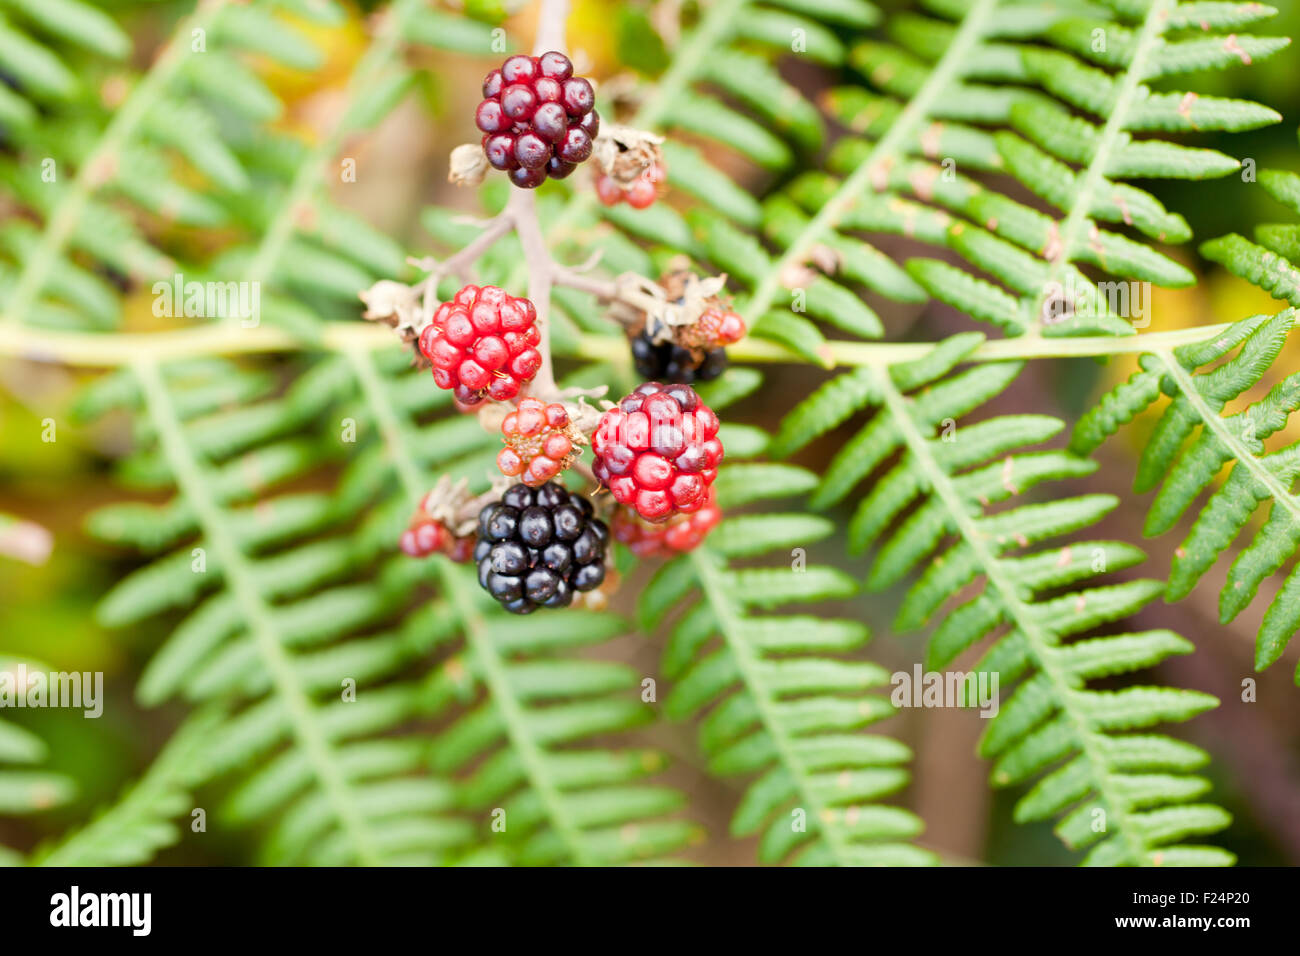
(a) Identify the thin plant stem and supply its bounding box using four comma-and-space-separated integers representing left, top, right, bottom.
0, 318, 1236, 367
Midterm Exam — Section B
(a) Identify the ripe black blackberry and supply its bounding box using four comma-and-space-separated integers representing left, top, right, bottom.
630, 332, 727, 384
474, 482, 609, 614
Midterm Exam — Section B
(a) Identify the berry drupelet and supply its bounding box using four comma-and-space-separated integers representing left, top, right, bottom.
595, 161, 664, 210
498, 397, 586, 486
611, 489, 722, 558
476, 51, 599, 188
418, 285, 541, 406
591, 382, 723, 522
400, 516, 448, 558
631, 334, 728, 385
475, 483, 609, 614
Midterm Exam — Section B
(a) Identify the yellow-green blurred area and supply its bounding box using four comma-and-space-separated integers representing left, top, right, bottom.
2, 0, 1300, 866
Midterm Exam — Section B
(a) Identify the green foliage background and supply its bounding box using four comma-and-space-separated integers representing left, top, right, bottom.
1, 0, 1298, 866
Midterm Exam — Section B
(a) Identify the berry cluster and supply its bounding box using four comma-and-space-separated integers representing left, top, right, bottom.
476, 52, 599, 188
627, 273, 747, 384
498, 397, 585, 486
595, 161, 664, 210
418, 285, 541, 406
475, 483, 609, 614
612, 489, 721, 558
592, 382, 723, 522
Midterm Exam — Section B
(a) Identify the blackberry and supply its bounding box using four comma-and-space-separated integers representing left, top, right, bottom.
595, 161, 664, 210
475, 482, 609, 614
400, 516, 448, 558
498, 397, 586, 486
630, 331, 728, 385
591, 382, 723, 522
612, 488, 722, 557
418, 284, 541, 405
475, 52, 599, 188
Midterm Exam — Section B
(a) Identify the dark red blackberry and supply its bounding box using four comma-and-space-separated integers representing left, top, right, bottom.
475, 52, 599, 189
475, 482, 609, 614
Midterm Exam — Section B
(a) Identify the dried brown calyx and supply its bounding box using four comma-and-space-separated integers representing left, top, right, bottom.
359, 279, 429, 367
448, 143, 489, 187
626, 271, 744, 350
592, 125, 665, 187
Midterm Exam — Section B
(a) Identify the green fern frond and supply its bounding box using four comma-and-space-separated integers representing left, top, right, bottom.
1072, 309, 1300, 684
784, 333, 1231, 864
777, 0, 1283, 342
73, 339, 701, 865
31, 708, 220, 866
0, 0, 488, 333
346, 347, 701, 865
8, 0, 1282, 871
0, 657, 76, 864
631, 371, 931, 866
0, 709, 74, 854
641, 481, 933, 866
1, 0, 313, 328
1202, 131, 1300, 308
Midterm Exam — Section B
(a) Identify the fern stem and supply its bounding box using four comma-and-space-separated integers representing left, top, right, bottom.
1025, 0, 1176, 335
739, 0, 1001, 327
132, 357, 383, 867
0, 0, 233, 327
1154, 348, 1300, 525
688, 547, 858, 866
632, 0, 748, 127
0, 315, 1238, 366
871, 366, 1150, 865
439, 563, 597, 866
346, 346, 596, 865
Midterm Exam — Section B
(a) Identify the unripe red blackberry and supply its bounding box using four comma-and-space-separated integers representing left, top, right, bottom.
611, 489, 721, 557
475, 482, 609, 614
680, 306, 747, 352
476, 51, 599, 188
498, 397, 587, 486
417, 285, 541, 406
591, 382, 723, 522
400, 516, 449, 558
595, 161, 665, 210
446, 534, 476, 563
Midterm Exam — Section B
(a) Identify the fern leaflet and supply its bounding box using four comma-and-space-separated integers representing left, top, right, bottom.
1073, 309, 1300, 684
